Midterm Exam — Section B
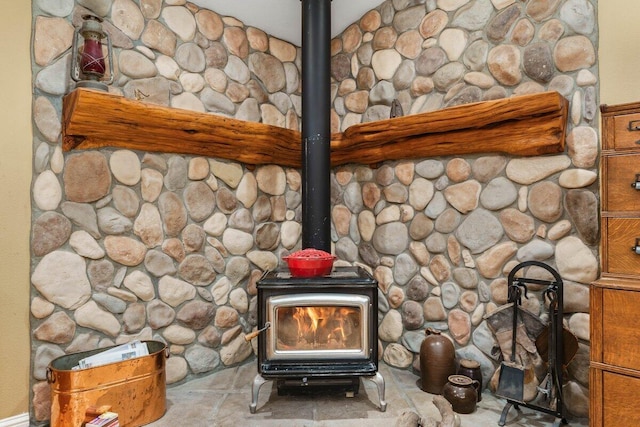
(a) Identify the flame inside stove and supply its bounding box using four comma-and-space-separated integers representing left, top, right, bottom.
276, 305, 361, 351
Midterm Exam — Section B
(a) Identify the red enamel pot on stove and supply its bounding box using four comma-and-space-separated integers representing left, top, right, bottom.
282, 248, 336, 277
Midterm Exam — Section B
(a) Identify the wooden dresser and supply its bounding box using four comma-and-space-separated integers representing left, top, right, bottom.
591, 102, 640, 426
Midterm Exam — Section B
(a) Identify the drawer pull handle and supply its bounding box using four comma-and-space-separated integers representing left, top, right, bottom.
632, 174, 640, 190
633, 238, 640, 254
629, 120, 640, 131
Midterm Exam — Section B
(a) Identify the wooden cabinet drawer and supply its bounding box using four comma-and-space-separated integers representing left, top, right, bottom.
599, 288, 640, 369
594, 370, 640, 426
603, 154, 640, 212
603, 218, 640, 275
613, 112, 640, 150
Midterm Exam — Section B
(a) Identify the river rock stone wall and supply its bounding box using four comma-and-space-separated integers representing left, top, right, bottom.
30, 0, 597, 422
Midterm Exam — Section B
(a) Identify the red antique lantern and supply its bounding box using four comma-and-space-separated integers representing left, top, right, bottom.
71, 14, 114, 91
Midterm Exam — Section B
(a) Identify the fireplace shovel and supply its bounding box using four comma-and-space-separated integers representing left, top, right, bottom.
495, 283, 525, 403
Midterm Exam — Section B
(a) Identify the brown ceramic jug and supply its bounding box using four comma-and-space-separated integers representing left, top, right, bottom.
456, 358, 483, 401
442, 374, 479, 414
419, 328, 456, 394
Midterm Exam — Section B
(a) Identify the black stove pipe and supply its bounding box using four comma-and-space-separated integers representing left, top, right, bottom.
301, 0, 331, 252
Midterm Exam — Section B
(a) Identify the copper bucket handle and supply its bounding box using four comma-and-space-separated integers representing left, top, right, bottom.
46, 366, 55, 384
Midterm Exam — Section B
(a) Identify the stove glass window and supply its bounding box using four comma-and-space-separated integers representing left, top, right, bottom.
276, 305, 361, 351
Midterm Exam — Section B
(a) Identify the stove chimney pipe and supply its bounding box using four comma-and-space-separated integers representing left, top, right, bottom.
301, 0, 331, 252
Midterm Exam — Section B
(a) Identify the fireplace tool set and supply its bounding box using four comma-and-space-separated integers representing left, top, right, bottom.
489, 261, 574, 426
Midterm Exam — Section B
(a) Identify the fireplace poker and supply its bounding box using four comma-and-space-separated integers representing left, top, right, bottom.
244, 322, 271, 342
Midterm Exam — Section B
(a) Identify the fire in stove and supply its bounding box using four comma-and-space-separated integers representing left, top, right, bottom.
266, 293, 369, 360
285, 305, 360, 351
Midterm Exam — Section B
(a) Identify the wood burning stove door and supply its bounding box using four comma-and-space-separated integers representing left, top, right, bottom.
265, 293, 370, 361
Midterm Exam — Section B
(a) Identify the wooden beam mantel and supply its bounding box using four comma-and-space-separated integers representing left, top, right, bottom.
62, 89, 568, 168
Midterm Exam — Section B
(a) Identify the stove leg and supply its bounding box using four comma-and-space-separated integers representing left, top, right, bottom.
250, 374, 269, 414
367, 372, 387, 412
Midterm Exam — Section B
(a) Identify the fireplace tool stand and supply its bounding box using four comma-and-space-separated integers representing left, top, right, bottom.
249, 371, 387, 414
497, 261, 568, 426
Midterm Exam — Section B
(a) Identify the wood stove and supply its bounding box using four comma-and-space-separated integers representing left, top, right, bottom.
247, 0, 386, 414
249, 266, 386, 413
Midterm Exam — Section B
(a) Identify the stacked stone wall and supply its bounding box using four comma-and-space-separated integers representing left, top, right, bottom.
30, 0, 597, 421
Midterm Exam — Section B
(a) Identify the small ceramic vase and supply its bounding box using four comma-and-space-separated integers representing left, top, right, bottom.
419, 328, 456, 394
442, 374, 479, 414
457, 358, 483, 401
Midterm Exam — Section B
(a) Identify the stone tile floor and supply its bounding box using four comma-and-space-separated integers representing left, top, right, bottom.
147, 362, 588, 427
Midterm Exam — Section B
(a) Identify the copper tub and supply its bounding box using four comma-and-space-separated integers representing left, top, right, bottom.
47, 340, 168, 427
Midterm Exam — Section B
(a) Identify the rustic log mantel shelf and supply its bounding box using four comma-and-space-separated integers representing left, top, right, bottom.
62, 89, 568, 168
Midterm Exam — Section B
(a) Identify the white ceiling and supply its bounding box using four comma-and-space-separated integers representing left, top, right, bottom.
190, 0, 384, 46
